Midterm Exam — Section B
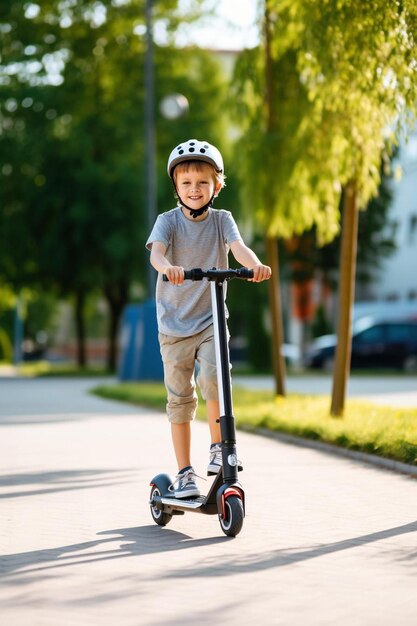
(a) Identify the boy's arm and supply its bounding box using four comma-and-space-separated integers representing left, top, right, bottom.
149, 241, 185, 285
230, 240, 272, 283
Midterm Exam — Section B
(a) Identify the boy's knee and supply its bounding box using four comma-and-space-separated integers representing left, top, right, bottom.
168, 410, 195, 424
167, 394, 197, 424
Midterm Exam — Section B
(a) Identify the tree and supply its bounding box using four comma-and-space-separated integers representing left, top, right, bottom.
0, 0, 230, 368
232, 0, 417, 413
287, 0, 417, 414
282, 158, 397, 343
229, 41, 310, 377
1, 0, 146, 365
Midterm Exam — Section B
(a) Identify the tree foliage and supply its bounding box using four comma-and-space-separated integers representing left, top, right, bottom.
232, 0, 417, 243
0, 0, 230, 366
230, 0, 417, 407
282, 159, 396, 293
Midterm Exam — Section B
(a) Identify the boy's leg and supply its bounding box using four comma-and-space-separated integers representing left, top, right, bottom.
171, 422, 191, 471
196, 325, 225, 446
207, 399, 221, 444
207, 399, 223, 475
197, 325, 235, 475
170, 421, 200, 498
159, 332, 197, 472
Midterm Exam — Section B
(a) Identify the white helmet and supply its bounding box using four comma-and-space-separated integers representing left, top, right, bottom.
167, 139, 224, 178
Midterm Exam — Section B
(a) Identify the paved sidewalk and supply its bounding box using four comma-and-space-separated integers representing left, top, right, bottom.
1, 378, 417, 626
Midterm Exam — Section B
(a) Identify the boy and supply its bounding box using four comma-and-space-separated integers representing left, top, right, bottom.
146, 139, 271, 498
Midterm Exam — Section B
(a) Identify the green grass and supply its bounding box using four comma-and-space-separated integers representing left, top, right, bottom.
0, 361, 113, 377
92, 382, 417, 466
93, 382, 168, 411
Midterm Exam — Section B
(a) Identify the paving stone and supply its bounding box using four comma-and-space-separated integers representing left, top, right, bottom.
1, 378, 417, 625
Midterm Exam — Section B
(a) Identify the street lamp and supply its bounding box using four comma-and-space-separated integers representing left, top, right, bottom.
144, 1, 188, 297
159, 93, 189, 120
119, 3, 189, 382
145, 0, 156, 297
144, 4, 189, 297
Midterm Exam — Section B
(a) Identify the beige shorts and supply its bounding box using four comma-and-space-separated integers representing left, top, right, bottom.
158, 324, 221, 424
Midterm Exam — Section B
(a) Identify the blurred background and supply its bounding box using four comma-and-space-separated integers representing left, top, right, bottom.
1, 0, 417, 382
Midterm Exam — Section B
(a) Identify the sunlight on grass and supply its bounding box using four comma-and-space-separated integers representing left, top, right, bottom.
92, 382, 417, 466
13, 361, 112, 377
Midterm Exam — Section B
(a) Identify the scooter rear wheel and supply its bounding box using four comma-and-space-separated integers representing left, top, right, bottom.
219, 495, 244, 537
150, 485, 172, 526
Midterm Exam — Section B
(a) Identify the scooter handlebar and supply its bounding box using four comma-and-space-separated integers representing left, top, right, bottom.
162, 267, 254, 282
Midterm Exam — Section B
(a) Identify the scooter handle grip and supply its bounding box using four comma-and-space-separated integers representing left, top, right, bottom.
236, 267, 254, 280
162, 268, 204, 282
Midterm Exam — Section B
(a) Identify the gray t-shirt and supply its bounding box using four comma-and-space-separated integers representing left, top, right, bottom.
146, 206, 243, 337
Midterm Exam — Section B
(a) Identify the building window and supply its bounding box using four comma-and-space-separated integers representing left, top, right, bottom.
385, 292, 400, 302
409, 215, 417, 244
388, 220, 399, 240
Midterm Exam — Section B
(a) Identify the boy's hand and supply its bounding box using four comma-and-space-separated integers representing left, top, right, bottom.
165, 266, 185, 285
250, 264, 272, 283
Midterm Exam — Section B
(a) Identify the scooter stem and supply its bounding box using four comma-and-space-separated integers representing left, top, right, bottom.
211, 279, 239, 483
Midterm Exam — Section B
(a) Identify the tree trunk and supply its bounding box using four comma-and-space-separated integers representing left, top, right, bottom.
107, 306, 120, 372
330, 182, 359, 416
266, 237, 287, 395
74, 290, 86, 368
104, 281, 129, 372
264, 3, 287, 396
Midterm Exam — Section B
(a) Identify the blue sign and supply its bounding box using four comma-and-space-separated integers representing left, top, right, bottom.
118, 300, 163, 381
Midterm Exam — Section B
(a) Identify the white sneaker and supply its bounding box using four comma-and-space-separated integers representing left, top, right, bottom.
169, 467, 201, 499
208, 444, 243, 476
207, 443, 222, 476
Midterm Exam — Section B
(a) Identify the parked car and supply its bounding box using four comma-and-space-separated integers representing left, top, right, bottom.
304, 317, 417, 372
230, 336, 300, 368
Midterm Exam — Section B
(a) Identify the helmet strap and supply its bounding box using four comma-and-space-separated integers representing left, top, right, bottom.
183, 199, 213, 218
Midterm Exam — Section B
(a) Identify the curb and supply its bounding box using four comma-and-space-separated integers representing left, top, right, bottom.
243, 426, 417, 479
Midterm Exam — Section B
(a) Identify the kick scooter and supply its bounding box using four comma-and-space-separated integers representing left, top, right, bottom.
149, 267, 253, 537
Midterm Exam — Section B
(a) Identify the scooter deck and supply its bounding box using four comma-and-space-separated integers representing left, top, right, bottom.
160, 495, 206, 509
153, 472, 222, 516
154, 493, 218, 515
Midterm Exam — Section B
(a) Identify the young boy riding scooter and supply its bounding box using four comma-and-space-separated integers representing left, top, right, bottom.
146, 139, 271, 498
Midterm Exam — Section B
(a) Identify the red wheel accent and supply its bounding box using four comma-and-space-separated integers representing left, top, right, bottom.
221, 487, 242, 519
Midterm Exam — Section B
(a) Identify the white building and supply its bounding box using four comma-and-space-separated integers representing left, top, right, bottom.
355, 129, 417, 321
374, 130, 417, 302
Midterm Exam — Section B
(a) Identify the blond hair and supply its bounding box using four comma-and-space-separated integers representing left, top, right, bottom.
172, 160, 226, 189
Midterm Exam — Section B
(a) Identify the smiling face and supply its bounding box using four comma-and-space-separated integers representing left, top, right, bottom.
173, 162, 222, 215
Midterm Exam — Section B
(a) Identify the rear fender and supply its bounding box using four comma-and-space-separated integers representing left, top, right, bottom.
149, 473, 173, 498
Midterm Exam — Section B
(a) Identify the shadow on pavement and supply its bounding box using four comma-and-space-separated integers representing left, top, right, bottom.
160, 519, 417, 578
0, 468, 139, 500
3, 521, 417, 584
0, 525, 226, 581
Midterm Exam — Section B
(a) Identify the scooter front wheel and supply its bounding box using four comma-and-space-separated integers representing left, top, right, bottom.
150, 485, 172, 526
219, 495, 244, 537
